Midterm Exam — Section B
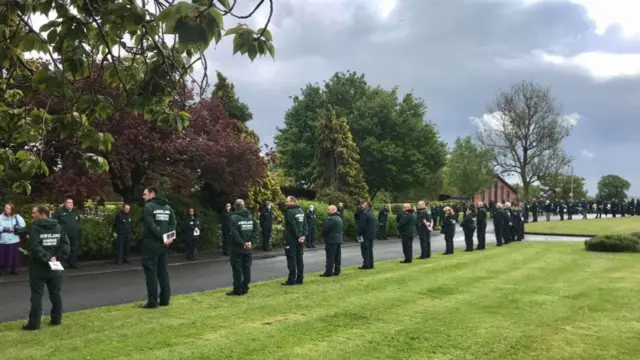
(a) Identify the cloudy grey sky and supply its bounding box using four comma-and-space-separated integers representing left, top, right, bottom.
201, 0, 640, 196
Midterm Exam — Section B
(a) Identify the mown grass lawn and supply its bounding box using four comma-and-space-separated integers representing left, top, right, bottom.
525, 216, 640, 235
2, 242, 640, 360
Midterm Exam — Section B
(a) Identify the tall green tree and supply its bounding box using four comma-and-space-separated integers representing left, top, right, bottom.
275, 71, 447, 200
212, 71, 253, 123
313, 106, 368, 203
444, 136, 495, 197
540, 173, 588, 201
597, 174, 631, 201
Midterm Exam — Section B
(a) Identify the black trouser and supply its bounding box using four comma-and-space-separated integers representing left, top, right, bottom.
230, 251, 252, 294
464, 229, 474, 251
360, 238, 374, 268
261, 224, 272, 250
444, 233, 454, 254
418, 230, 431, 258
142, 251, 170, 306
285, 243, 304, 284
28, 270, 63, 328
378, 222, 387, 239
307, 226, 315, 247
494, 226, 503, 246
325, 243, 342, 274
518, 223, 525, 240
596, 210, 602, 218
532, 211, 538, 222
67, 234, 79, 267
222, 229, 230, 253
559, 213, 564, 221
568, 212, 572, 220
477, 224, 486, 249
401, 235, 413, 262
115, 233, 132, 262
184, 235, 197, 259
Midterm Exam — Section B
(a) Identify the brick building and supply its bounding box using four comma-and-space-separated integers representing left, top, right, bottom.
472, 174, 517, 205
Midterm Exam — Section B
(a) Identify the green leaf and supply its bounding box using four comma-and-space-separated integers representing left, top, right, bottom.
256, 28, 273, 42
39, 20, 61, 32
247, 42, 258, 61
266, 42, 275, 59
218, 0, 232, 10
12, 181, 31, 195
46, 28, 58, 44
224, 27, 241, 36
84, 153, 110, 173
207, 8, 224, 29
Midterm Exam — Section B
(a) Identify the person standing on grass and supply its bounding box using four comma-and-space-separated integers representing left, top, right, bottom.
357, 201, 376, 270
305, 205, 317, 248
140, 187, 176, 309
282, 196, 307, 286
112, 203, 133, 265
441, 206, 456, 255
493, 203, 504, 246
53, 197, 81, 269
0, 203, 26, 276
396, 203, 417, 263
460, 208, 476, 252
320, 205, 344, 277
23, 205, 70, 331
183, 208, 200, 261
475, 202, 487, 250
416, 201, 432, 260
227, 199, 257, 296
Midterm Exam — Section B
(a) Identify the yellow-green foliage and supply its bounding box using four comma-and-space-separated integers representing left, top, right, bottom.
248, 173, 284, 223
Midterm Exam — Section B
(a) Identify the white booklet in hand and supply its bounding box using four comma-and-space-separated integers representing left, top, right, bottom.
356, 236, 364, 243
49, 261, 64, 271
163, 230, 176, 245
194, 228, 200, 236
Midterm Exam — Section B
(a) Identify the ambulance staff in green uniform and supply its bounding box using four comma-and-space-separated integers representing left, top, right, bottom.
23, 205, 70, 331
140, 187, 176, 309
227, 199, 258, 296
53, 197, 80, 269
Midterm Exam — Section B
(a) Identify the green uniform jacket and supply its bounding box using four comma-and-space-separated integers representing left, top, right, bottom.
229, 209, 258, 254
356, 209, 376, 240
416, 209, 432, 234
142, 197, 177, 255
53, 208, 80, 238
284, 205, 307, 246
28, 218, 70, 277
321, 213, 344, 244
476, 208, 488, 227
461, 214, 476, 231
397, 210, 417, 238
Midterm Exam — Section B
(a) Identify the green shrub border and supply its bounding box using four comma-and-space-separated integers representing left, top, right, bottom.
584, 233, 640, 253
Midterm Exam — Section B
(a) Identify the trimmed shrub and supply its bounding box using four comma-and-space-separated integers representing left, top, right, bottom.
584, 234, 640, 253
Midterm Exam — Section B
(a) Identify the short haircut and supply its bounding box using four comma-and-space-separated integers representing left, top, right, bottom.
286, 196, 297, 203
146, 186, 159, 195
234, 199, 245, 208
364, 201, 372, 209
65, 196, 74, 202
35, 205, 51, 217
123, 203, 130, 208
328, 205, 337, 212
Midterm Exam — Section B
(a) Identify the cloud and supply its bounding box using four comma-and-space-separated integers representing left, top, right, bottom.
470, 111, 582, 130
580, 149, 595, 159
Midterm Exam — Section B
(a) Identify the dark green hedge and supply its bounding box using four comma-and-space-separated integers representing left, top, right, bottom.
584, 233, 640, 253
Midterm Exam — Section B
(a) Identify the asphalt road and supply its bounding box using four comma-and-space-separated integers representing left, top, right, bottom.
0, 217, 590, 324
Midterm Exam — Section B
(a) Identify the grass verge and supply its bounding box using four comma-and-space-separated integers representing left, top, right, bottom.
525, 216, 640, 236
1, 242, 640, 360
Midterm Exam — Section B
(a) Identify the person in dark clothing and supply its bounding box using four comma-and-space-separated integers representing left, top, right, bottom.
377, 205, 389, 240
282, 196, 308, 286
461, 209, 476, 252
430, 206, 439, 229
475, 202, 488, 250
531, 199, 538, 222
493, 203, 505, 246
523, 202, 529, 223
140, 187, 176, 309
558, 201, 565, 221
416, 201, 432, 259
513, 206, 523, 241
259, 202, 274, 251
227, 199, 258, 296
337, 202, 345, 222
22, 205, 70, 331
112, 204, 133, 264
611, 199, 618, 217
183, 208, 200, 260
305, 205, 317, 248
357, 201, 376, 269
502, 203, 513, 244
441, 206, 456, 255
320, 205, 344, 277
53, 197, 81, 269
396, 203, 417, 263
221, 203, 232, 256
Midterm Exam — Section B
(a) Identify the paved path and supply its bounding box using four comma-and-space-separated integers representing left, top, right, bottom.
0, 220, 588, 324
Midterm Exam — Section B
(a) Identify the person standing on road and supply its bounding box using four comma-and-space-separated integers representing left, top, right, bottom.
396, 203, 417, 263
140, 187, 176, 309
183, 208, 200, 261
112, 204, 133, 265
475, 202, 488, 250
441, 206, 456, 255
259, 202, 274, 251
221, 203, 232, 256
53, 197, 81, 269
227, 199, 257, 296
320, 205, 344, 277
1, 203, 26, 275
282, 196, 307, 286
416, 201, 432, 260
377, 205, 389, 240
305, 205, 317, 248
23, 205, 70, 331
357, 201, 376, 269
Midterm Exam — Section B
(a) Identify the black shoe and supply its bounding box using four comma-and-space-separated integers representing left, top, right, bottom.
319, 273, 333, 277
22, 324, 39, 331
50, 320, 61, 326
333, 271, 341, 276
281, 281, 295, 286
123, 260, 130, 264
139, 303, 157, 309
464, 249, 472, 252
222, 252, 229, 256
295, 280, 304, 285
311, 245, 316, 248
417, 256, 427, 260
442, 252, 453, 255
226, 291, 242, 296
159, 303, 169, 307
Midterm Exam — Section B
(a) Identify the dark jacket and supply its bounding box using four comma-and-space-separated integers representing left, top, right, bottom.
306, 210, 317, 229
142, 197, 177, 255
357, 209, 376, 241
378, 207, 389, 223
221, 210, 232, 236
53, 207, 80, 238
229, 208, 258, 254
441, 214, 457, 237
337, 208, 344, 222
396, 210, 417, 238
476, 208, 488, 227
259, 206, 274, 229
28, 218, 70, 276
416, 209, 432, 234
322, 213, 343, 244
184, 216, 200, 239
461, 214, 476, 232
284, 205, 307, 246
113, 211, 133, 236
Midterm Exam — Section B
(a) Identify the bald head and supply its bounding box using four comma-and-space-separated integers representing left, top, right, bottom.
328, 205, 337, 214
234, 199, 245, 209
402, 203, 410, 211
497, 203, 503, 209
286, 196, 297, 206
478, 201, 484, 208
